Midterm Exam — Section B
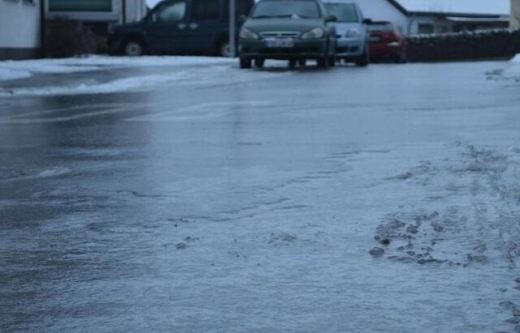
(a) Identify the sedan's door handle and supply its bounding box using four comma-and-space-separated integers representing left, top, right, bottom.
177, 23, 186, 30
189, 23, 198, 29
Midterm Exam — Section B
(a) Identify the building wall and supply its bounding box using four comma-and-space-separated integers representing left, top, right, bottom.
512, 0, 520, 27
407, 16, 453, 35
351, 0, 409, 34
0, 0, 41, 59
124, 0, 147, 23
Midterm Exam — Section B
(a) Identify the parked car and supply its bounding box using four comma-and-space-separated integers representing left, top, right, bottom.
323, 1, 370, 66
108, 0, 254, 57
367, 21, 407, 63
238, 0, 337, 69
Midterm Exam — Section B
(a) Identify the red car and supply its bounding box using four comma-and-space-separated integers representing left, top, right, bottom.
367, 21, 407, 63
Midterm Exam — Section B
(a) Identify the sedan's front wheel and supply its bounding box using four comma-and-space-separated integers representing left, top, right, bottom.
328, 55, 336, 67
356, 47, 369, 67
254, 58, 265, 68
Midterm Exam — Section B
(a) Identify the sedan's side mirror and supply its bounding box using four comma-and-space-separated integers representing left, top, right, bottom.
363, 18, 373, 25
238, 15, 247, 23
325, 15, 337, 23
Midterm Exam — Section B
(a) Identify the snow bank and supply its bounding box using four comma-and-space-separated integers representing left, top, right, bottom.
0, 55, 235, 85
0, 68, 31, 81
501, 54, 520, 80
0, 56, 234, 75
0, 63, 287, 97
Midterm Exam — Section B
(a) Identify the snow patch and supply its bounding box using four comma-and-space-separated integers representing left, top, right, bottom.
0, 68, 31, 81
0, 55, 234, 76
0, 64, 288, 97
512, 54, 520, 63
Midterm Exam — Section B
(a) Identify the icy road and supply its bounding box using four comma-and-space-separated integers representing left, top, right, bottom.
1, 59, 520, 332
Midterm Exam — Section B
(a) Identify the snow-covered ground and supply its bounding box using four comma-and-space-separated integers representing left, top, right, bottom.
0, 56, 293, 97
1, 59, 520, 332
499, 54, 520, 80
0, 55, 234, 78
2, 54, 520, 98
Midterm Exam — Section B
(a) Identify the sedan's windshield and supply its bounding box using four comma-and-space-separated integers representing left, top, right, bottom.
251, 0, 321, 19
324, 3, 358, 23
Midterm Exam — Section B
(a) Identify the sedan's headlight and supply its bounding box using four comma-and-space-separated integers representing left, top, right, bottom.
346, 28, 360, 38
239, 28, 259, 39
301, 27, 325, 39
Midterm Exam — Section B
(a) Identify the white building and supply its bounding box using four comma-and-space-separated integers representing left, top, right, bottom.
352, 0, 510, 35
512, 0, 520, 27
0, 0, 147, 60
0, 0, 42, 60
45, 0, 147, 25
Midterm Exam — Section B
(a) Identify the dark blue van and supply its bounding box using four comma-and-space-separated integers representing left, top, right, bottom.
108, 0, 254, 56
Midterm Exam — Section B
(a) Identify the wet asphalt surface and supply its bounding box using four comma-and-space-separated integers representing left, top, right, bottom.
1, 60, 520, 332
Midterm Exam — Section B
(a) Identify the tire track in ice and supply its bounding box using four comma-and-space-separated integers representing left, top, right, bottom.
371, 142, 520, 331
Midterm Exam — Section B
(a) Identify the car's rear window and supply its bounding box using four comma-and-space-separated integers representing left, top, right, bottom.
251, 0, 321, 19
367, 24, 394, 32
324, 3, 358, 23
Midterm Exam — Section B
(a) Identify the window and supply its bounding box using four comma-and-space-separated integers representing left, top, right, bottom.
324, 4, 359, 23
49, 0, 112, 12
156, 1, 187, 22
223, 0, 254, 18
418, 24, 434, 34
191, 0, 219, 20
251, 0, 320, 19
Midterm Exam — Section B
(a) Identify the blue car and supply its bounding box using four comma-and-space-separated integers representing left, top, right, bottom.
324, 1, 370, 66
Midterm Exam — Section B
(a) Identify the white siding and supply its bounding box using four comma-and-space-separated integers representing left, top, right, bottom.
124, 0, 148, 22
45, 0, 147, 23
0, 0, 41, 48
512, 0, 520, 27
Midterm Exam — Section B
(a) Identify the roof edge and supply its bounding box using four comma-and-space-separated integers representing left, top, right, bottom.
386, 0, 409, 15
408, 12, 509, 19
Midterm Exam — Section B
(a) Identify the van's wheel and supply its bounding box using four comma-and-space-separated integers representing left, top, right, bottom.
218, 40, 233, 57
254, 58, 265, 68
239, 57, 251, 69
298, 59, 307, 67
289, 59, 297, 69
124, 40, 144, 57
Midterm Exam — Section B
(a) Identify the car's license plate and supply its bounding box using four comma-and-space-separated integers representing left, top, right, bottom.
369, 36, 381, 42
264, 38, 294, 48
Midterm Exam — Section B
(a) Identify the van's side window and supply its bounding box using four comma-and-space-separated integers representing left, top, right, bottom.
223, 0, 254, 18
191, 0, 220, 20
157, 1, 187, 22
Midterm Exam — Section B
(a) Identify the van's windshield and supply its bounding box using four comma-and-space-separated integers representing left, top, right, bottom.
324, 3, 359, 23
251, 0, 321, 19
